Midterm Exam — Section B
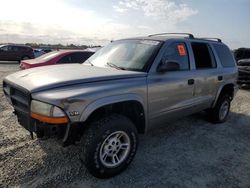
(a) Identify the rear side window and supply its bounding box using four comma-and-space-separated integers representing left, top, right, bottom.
213, 44, 235, 67
191, 42, 216, 69
57, 54, 72, 64
71, 52, 93, 63
161, 42, 189, 70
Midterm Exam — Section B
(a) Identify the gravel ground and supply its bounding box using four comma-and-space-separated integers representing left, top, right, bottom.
0, 64, 250, 188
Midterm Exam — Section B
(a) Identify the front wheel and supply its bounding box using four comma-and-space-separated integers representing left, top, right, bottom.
207, 95, 231, 123
80, 114, 138, 178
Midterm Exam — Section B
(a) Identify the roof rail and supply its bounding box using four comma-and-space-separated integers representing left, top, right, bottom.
199, 38, 222, 42
148, 33, 194, 39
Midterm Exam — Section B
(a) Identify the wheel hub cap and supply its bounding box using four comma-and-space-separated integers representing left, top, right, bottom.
100, 131, 130, 168
219, 101, 229, 120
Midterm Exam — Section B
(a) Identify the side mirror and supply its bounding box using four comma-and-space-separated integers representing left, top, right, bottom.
157, 60, 180, 72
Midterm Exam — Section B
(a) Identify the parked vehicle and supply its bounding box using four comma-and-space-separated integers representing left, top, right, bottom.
3, 33, 238, 178
237, 58, 250, 85
33, 49, 46, 58
40, 47, 52, 53
234, 48, 250, 62
0, 44, 34, 61
20, 50, 94, 69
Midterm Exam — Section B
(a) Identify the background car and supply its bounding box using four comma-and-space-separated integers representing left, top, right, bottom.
0, 44, 34, 61
234, 48, 250, 61
33, 49, 46, 58
237, 58, 250, 85
20, 50, 95, 69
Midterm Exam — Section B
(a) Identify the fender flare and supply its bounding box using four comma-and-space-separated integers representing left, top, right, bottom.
212, 82, 237, 108
80, 94, 146, 122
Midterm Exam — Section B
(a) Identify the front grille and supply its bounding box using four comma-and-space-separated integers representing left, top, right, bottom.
3, 81, 33, 131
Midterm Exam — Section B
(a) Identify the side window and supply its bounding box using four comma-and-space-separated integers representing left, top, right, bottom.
191, 42, 216, 69
162, 42, 189, 70
12, 46, 19, 51
213, 44, 235, 67
57, 54, 72, 64
1, 46, 10, 51
71, 52, 93, 63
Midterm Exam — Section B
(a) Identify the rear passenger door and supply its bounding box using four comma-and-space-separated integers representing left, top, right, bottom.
190, 42, 220, 107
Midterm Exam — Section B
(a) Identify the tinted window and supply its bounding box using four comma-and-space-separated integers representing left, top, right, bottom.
162, 42, 189, 70
71, 52, 93, 63
57, 54, 72, 64
213, 44, 235, 67
11, 46, 19, 51
1, 46, 9, 51
192, 43, 216, 69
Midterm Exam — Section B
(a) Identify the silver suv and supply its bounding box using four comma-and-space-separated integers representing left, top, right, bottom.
3, 33, 238, 178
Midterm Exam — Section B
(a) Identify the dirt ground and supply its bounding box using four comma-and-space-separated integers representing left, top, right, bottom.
0, 64, 250, 188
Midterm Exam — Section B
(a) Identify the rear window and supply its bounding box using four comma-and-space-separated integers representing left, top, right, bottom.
213, 44, 235, 67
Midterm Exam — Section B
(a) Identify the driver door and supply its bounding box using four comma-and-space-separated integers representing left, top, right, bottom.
147, 42, 195, 127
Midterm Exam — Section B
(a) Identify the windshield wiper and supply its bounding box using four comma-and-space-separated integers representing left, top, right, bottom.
106, 62, 125, 70
85, 60, 94, 66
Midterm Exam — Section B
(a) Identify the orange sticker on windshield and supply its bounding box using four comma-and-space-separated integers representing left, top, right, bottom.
177, 45, 186, 56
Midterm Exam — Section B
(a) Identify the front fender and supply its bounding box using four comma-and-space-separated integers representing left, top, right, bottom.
80, 94, 146, 122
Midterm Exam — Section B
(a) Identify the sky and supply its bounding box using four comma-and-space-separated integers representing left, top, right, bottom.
0, 0, 249, 49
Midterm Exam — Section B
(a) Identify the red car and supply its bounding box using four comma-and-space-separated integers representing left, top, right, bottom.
20, 50, 94, 69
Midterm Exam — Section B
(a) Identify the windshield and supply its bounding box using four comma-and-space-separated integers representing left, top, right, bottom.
85, 39, 161, 72
35, 51, 60, 60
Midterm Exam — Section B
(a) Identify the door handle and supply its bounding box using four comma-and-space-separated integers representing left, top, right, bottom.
188, 79, 194, 85
218, 76, 223, 81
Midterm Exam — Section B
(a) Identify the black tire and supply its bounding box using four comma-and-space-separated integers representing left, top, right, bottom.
80, 114, 138, 178
207, 95, 231, 123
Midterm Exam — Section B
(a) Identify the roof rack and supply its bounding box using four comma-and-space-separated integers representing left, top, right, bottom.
199, 38, 222, 42
148, 33, 194, 39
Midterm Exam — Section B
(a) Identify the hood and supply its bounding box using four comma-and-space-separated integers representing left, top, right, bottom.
4, 64, 147, 93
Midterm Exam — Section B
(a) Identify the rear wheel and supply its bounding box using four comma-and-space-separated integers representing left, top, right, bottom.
207, 95, 231, 123
80, 114, 138, 178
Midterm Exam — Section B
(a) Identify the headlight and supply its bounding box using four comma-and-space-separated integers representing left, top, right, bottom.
31, 100, 66, 117
30, 100, 68, 124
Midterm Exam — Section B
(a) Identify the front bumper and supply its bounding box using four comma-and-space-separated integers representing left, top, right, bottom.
3, 80, 81, 145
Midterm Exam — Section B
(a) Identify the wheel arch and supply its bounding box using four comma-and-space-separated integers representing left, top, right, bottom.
80, 94, 147, 134
212, 82, 236, 108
